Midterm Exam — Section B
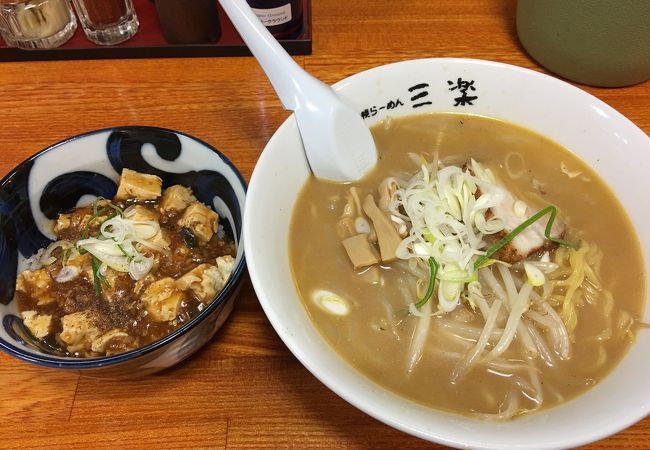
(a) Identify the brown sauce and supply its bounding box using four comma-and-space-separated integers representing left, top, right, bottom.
16, 183, 236, 358
289, 113, 646, 417
79, 0, 127, 26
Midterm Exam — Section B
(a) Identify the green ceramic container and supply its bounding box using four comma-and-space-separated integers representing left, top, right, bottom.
516, 0, 650, 87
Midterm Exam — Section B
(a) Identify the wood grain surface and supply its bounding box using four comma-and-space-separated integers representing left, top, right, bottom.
0, 1, 648, 448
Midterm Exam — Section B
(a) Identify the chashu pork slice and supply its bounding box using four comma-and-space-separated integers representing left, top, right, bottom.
488, 190, 565, 263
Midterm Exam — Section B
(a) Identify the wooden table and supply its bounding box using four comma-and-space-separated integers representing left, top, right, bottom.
0, 1, 648, 448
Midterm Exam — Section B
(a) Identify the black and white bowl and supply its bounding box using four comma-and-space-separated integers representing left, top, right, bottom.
0, 126, 246, 377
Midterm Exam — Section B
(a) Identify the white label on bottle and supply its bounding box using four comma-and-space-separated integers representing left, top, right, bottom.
251, 4, 292, 27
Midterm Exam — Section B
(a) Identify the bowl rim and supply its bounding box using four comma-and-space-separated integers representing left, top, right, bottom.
244, 57, 650, 449
0, 125, 247, 369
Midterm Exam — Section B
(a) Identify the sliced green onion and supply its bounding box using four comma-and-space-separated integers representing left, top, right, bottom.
106, 202, 124, 216
524, 262, 545, 286
61, 246, 71, 266
84, 198, 106, 239
415, 257, 438, 308
82, 199, 123, 239
440, 279, 463, 302
91, 255, 102, 296
312, 290, 350, 316
91, 255, 111, 297
474, 257, 497, 270
437, 268, 470, 282
91, 197, 104, 216
474, 205, 579, 269
116, 243, 128, 257
463, 272, 478, 283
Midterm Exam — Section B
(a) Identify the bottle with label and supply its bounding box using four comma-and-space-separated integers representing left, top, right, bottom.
245, 0, 303, 39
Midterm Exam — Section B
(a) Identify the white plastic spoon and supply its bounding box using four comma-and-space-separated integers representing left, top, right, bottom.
218, 0, 377, 182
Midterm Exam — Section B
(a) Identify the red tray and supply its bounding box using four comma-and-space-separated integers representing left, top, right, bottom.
0, 0, 311, 61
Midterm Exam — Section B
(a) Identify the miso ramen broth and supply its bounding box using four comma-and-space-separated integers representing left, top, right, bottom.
289, 113, 645, 419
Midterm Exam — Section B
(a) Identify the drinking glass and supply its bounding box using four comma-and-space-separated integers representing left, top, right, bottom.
0, 0, 77, 49
71, 0, 138, 45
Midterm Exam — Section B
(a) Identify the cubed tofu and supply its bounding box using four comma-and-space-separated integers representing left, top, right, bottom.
53, 214, 71, 235
16, 269, 55, 305
176, 202, 219, 243
21, 311, 53, 339
65, 253, 92, 282
77, 255, 108, 288
176, 264, 214, 302
54, 200, 110, 237
128, 205, 170, 251
97, 268, 128, 302
115, 168, 162, 201
159, 185, 197, 213
58, 311, 101, 353
141, 277, 185, 322
128, 204, 158, 222
133, 227, 170, 253
176, 260, 229, 304
91, 329, 133, 353
148, 229, 171, 251
15, 273, 25, 292
134, 273, 156, 296
53, 265, 82, 283
215, 255, 235, 281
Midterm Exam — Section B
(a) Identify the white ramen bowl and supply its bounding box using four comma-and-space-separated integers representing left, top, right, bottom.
244, 58, 650, 449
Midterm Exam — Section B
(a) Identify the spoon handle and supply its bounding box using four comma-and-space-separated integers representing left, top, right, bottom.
219, 0, 377, 182
218, 0, 327, 111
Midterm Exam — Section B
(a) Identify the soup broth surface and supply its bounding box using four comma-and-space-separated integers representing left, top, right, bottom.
289, 113, 645, 417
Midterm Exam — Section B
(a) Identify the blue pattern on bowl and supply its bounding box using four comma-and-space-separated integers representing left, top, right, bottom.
0, 126, 246, 377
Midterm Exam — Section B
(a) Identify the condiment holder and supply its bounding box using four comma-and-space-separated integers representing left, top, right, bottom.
0, 0, 312, 57
0, 0, 77, 49
71, 0, 139, 46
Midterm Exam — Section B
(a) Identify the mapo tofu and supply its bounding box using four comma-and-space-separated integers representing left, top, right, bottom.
15, 169, 236, 357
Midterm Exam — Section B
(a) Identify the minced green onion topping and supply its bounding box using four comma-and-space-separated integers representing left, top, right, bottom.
82, 198, 124, 240
414, 205, 578, 310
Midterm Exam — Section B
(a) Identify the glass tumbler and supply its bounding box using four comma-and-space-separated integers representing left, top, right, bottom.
71, 0, 138, 45
0, 0, 77, 49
